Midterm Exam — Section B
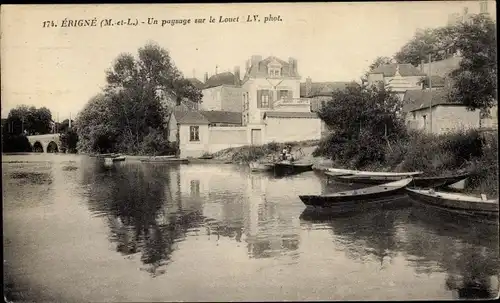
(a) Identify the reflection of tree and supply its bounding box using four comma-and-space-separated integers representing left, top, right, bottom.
403, 213, 499, 299
81, 162, 204, 277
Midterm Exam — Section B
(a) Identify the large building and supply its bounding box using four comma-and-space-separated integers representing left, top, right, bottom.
169, 55, 323, 157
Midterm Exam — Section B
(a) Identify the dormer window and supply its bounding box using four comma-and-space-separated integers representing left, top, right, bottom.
269, 68, 281, 77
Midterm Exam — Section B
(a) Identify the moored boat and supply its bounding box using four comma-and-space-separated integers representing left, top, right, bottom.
274, 161, 313, 177
299, 178, 413, 214
327, 173, 419, 185
409, 172, 473, 189
112, 156, 126, 162
406, 188, 499, 225
327, 168, 422, 177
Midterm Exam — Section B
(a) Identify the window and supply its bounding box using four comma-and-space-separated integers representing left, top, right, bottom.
269, 68, 281, 77
257, 90, 271, 108
189, 126, 200, 141
278, 90, 290, 100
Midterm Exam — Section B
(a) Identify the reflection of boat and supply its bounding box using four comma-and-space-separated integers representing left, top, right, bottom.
406, 188, 499, 225
299, 178, 413, 214
140, 158, 189, 164
249, 161, 274, 172
112, 156, 126, 162
273, 161, 313, 176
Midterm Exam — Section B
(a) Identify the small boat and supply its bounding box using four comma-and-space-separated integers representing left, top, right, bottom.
249, 161, 274, 172
299, 178, 413, 214
274, 161, 313, 176
327, 168, 422, 177
328, 173, 418, 185
406, 188, 499, 225
409, 172, 472, 189
199, 155, 214, 160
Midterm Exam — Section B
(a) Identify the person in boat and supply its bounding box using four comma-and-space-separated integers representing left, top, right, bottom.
281, 147, 288, 161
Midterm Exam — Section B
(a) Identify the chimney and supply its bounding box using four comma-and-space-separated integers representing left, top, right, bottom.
288, 57, 294, 75
463, 6, 468, 16
204, 72, 208, 83
233, 66, 240, 86
305, 77, 312, 97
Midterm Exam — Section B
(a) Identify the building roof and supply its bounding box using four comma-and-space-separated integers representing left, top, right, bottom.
174, 111, 210, 124
186, 78, 205, 89
370, 63, 427, 77
403, 89, 463, 112
174, 110, 242, 125
418, 56, 461, 78
421, 75, 446, 88
200, 111, 242, 125
300, 81, 356, 97
244, 56, 299, 79
204, 72, 239, 89
263, 111, 318, 119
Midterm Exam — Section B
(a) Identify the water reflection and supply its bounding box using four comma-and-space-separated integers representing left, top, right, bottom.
80, 163, 304, 275
404, 209, 499, 299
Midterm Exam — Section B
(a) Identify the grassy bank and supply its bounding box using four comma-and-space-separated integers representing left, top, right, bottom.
314, 128, 498, 197
212, 140, 322, 164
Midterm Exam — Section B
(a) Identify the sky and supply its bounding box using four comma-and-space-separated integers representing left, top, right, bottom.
1, 1, 496, 121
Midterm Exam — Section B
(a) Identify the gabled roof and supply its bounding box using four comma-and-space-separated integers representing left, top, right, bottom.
403, 89, 462, 112
186, 78, 205, 89
370, 63, 427, 77
300, 81, 357, 97
418, 56, 462, 78
244, 56, 299, 79
200, 111, 242, 125
204, 72, 239, 89
263, 111, 318, 119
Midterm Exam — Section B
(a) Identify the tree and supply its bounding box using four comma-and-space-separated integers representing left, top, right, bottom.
5, 105, 53, 135
76, 42, 201, 155
448, 14, 497, 114
315, 85, 407, 168
394, 26, 457, 66
59, 129, 78, 153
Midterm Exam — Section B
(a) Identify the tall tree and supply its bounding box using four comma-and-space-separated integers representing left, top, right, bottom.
394, 27, 457, 66
315, 85, 407, 168
76, 42, 200, 155
448, 14, 497, 114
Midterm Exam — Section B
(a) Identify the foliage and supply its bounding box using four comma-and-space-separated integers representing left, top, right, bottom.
314, 84, 407, 168
75, 42, 202, 155
56, 119, 74, 133
4, 105, 53, 135
448, 14, 497, 114
1, 133, 32, 153
59, 129, 79, 153
395, 14, 496, 113
394, 26, 457, 66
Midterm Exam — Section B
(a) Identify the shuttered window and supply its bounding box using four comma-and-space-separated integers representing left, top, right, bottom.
257, 90, 271, 108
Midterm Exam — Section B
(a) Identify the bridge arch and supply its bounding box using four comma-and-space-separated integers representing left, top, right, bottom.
33, 141, 44, 153
46, 141, 59, 153
27, 134, 62, 153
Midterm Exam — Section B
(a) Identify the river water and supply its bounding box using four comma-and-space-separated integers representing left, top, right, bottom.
3, 154, 499, 301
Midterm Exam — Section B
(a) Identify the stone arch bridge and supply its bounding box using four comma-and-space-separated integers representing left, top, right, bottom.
27, 134, 61, 153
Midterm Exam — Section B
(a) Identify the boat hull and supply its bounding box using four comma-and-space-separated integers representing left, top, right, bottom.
406, 188, 499, 225
329, 174, 409, 185
274, 162, 313, 177
410, 173, 472, 189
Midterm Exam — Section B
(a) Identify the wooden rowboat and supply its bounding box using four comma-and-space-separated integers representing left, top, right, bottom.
274, 161, 313, 177
111, 156, 126, 162
327, 168, 422, 177
249, 161, 274, 172
406, 188, 499, 225
327, 173, 416, 185
299, 178, 413, 214
409, 172, 473, 189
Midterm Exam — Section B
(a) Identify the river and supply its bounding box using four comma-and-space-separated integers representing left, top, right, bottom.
3, 153, 499, 301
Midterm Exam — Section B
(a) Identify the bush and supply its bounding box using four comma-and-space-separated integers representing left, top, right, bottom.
1, 134, 33, 153
59, 129, 79, 153
138, 128, 172, 156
